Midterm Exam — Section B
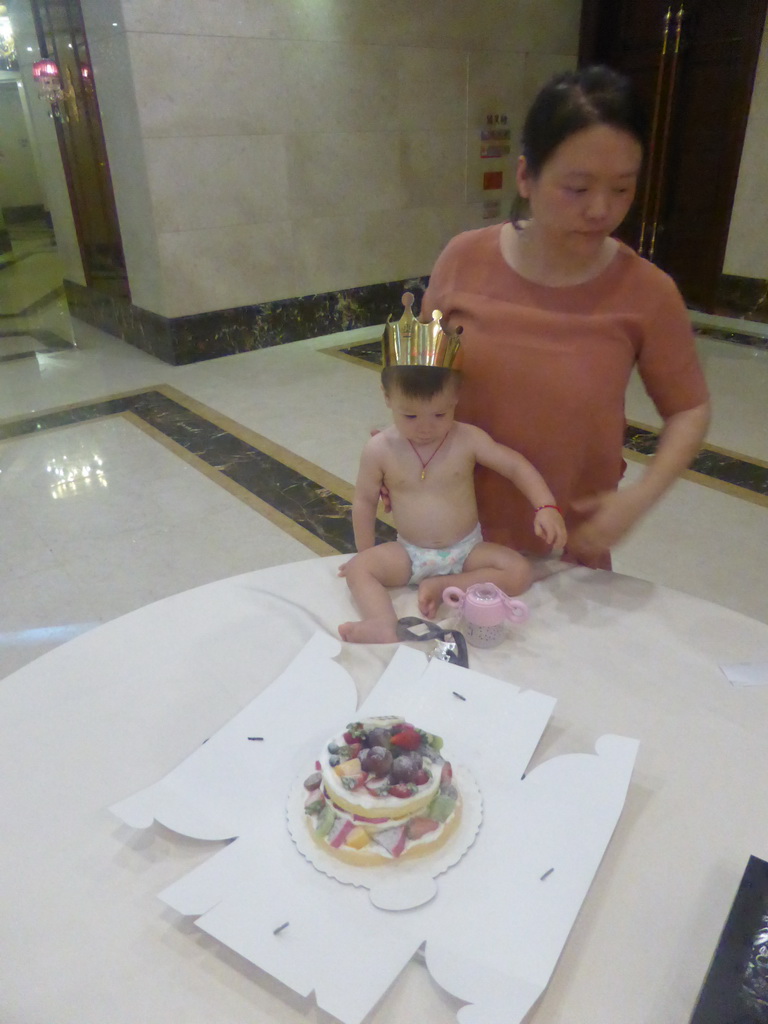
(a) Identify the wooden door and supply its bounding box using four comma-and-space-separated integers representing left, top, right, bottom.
31, 0, 129, 298
580, 0, 768, 310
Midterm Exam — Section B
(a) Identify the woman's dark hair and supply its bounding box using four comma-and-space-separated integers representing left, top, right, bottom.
510, 65, 647, 219
381, 365, 460, 399
522, 65, 646, 175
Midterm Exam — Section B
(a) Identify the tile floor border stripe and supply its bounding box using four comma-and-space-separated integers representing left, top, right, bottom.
626, 419, 768, 471
0, 384, 165, 432
0, 410, 126, 449
127, 390, 367, 553
0, 386, 396, 555
154, 384, 361, 506
325, 340, 768, 501
693, 323, 768, 350
0, 329, 76, 363
624, 421, 768, 500
0, 284, 66, 319
624, 449, 768, 508
125, 412, 338, 556
321, 336, 384, 371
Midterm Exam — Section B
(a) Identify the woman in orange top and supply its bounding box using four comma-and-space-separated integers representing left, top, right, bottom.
421, 66, 710, 569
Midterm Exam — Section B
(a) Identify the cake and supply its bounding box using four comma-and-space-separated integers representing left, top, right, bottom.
303, 715, 461, 864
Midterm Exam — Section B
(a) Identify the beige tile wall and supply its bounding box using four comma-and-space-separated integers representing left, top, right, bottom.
91, 0, 580, 318
81, 0, 163, 312
724, 14, 768, 280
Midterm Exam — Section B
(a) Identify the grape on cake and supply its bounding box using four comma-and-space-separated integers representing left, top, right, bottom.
303, 715, 461, 864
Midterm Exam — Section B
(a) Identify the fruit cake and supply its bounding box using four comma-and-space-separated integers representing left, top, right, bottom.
303, 715, 461, 865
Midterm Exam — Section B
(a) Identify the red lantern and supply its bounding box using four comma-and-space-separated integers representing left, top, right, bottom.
32, 57, 63, 104
32, 57, 59, 79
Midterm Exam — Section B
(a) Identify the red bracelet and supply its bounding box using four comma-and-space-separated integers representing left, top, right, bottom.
535, 504, 562, 514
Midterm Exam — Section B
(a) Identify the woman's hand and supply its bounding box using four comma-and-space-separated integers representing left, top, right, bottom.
569, 402, 710, 563
368, 428, 392, 512
379, 483, 392, 514
568, 486, 651, 561
533, 507, 567, 549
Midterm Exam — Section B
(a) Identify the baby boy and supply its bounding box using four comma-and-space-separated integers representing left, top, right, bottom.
339, 364, 566, 643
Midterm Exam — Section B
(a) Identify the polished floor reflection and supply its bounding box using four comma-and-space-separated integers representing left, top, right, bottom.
1, 257, 766, 680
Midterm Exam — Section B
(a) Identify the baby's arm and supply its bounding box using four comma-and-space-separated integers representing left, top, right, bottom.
469, 426, 567, 548
351, 439, 386, 552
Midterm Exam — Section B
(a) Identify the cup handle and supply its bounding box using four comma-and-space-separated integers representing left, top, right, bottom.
504, 599, 530, 623
442, 586, 465, 608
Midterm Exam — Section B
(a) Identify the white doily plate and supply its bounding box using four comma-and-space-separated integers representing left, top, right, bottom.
286, 765, 483, 910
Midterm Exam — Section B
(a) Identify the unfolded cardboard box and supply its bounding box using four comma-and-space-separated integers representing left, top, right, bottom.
111, 631, 638, 1024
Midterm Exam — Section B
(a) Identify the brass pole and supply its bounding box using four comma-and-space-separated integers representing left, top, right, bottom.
638, 7, 672, 257
648, 4, 684, 263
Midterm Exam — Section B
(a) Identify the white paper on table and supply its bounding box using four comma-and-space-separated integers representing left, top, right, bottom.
720, 661, 768, 687
110, 631, 638, 1024
110, 631, 356, 840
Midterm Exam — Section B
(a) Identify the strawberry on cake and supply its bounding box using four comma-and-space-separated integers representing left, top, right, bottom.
303, 716, 461, 864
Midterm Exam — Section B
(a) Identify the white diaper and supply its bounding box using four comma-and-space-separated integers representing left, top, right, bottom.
399, 523, 483, 586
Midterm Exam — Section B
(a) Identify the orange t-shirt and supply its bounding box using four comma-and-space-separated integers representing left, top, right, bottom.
421, 223, 709, 562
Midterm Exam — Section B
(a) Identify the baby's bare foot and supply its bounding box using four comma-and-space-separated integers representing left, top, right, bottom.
417, 577, 447, 620
339, 619, 399, 644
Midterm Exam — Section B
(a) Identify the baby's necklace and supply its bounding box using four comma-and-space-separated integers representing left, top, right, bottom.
408, 434, 449, 480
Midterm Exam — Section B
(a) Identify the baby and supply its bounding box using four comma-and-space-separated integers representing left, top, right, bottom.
339, 364, 566, 644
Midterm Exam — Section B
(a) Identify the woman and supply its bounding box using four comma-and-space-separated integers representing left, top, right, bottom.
421, 65, 710, 569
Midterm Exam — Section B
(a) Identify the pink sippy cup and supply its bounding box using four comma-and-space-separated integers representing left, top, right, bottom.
442, 582, 529, 648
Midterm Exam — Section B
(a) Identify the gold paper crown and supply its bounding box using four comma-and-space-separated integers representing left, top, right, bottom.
382, 292, 463, 369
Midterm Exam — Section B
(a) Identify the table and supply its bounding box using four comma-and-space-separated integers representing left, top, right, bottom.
2, 556, 767, 1024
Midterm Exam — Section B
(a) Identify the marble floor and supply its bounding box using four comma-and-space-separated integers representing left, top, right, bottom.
1, 248, 767, 682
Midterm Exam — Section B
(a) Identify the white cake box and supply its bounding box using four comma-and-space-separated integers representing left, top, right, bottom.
111, 630, 638, 1024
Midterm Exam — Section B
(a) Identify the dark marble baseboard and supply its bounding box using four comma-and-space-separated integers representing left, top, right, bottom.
64, 280, 176, 363
713, 273, 768, 324
61, 274, 768, 366
64, 277, 429, 367
693, 323, 768, 351
716, 274, 768, 313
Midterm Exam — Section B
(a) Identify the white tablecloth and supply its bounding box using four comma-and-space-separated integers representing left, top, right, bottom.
2, 556, 767, 1024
